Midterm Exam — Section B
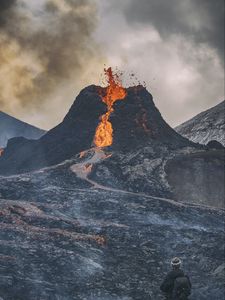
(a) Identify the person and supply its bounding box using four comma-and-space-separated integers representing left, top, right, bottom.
160, 257, 191, 300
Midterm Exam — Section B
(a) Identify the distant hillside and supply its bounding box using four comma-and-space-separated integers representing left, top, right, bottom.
175, 100, 225, 146
0, 111, 46, 148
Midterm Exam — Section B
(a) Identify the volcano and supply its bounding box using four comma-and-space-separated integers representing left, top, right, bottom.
0, 71, 191, 175
0, 111, 46, 148
0, 69, 223, 207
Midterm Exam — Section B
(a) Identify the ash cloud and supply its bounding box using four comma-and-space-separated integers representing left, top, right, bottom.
0, 0, 16, 12
0, 0, 104, 129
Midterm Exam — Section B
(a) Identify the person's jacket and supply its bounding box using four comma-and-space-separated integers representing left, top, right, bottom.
160, 269, 187, 298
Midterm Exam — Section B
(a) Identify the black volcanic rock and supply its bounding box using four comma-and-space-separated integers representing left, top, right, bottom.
0, 111, 46, 148
0, 86, 106, 174
111, 86, 190, 150
207, 140, 224, 150
0, 156, 224, 300
0, 85, 192, 175
165, 150, 225, 208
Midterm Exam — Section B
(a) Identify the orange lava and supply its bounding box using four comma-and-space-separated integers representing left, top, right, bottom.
135, 109, 151, 133
84, 163, 93, 173
0, 148, 4, 156
79, 151, 85, 159
94, 67, 127, 147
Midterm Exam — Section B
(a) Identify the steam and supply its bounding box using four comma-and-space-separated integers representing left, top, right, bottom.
0, 0, 104, 129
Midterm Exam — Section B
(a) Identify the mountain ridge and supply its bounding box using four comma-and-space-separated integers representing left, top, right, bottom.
175, 100, 225, 146
0, 111, 46, 148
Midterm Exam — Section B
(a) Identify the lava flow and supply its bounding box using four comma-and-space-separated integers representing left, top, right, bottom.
94, 67, 127, 147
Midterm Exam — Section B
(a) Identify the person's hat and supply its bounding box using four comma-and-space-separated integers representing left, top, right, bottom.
171, 257, 182, 267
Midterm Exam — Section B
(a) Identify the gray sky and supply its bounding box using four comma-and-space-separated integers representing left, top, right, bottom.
0, 0, 224, 129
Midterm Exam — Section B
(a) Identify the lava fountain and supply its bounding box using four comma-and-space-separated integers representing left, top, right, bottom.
94, 67, 127, 147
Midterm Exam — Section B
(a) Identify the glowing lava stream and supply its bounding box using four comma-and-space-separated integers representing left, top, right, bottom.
94, 67, 127, 147
70, 148, 112, 189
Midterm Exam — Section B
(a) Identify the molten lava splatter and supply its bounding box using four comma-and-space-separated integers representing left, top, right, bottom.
0, 148, 4, 156
79, 151, 86, 159
94, 67, 127, 147
84, 163, 93, 173
135, 109, 151, 134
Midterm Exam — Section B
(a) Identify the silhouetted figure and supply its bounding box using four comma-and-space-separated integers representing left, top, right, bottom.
160, 257, 191, 300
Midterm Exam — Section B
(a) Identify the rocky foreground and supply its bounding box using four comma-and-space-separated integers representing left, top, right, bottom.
0, 151, 224, 300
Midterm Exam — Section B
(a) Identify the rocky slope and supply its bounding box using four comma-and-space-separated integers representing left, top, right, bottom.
175, 100, 225, 146
0, 111, 46, 148
0, 153, 224, 300
89, 146, 224, 208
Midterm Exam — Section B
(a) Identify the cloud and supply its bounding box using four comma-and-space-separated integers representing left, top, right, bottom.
123, 0, 224, 64
0, 0, 223, 129
95, 0, 224, 127
0, 0, 16, 13
0, 0, 104, 129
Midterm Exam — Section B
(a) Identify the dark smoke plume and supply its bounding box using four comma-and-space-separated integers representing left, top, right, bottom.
0, 0, 103, 128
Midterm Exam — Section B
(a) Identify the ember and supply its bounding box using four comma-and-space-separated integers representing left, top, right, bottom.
79, 151, 85, 159
94, 67, 127, 147
135, 109, 151, 133
84, 163, 93, 173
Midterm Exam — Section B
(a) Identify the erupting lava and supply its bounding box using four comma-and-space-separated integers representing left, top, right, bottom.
94, 67, 127, 147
